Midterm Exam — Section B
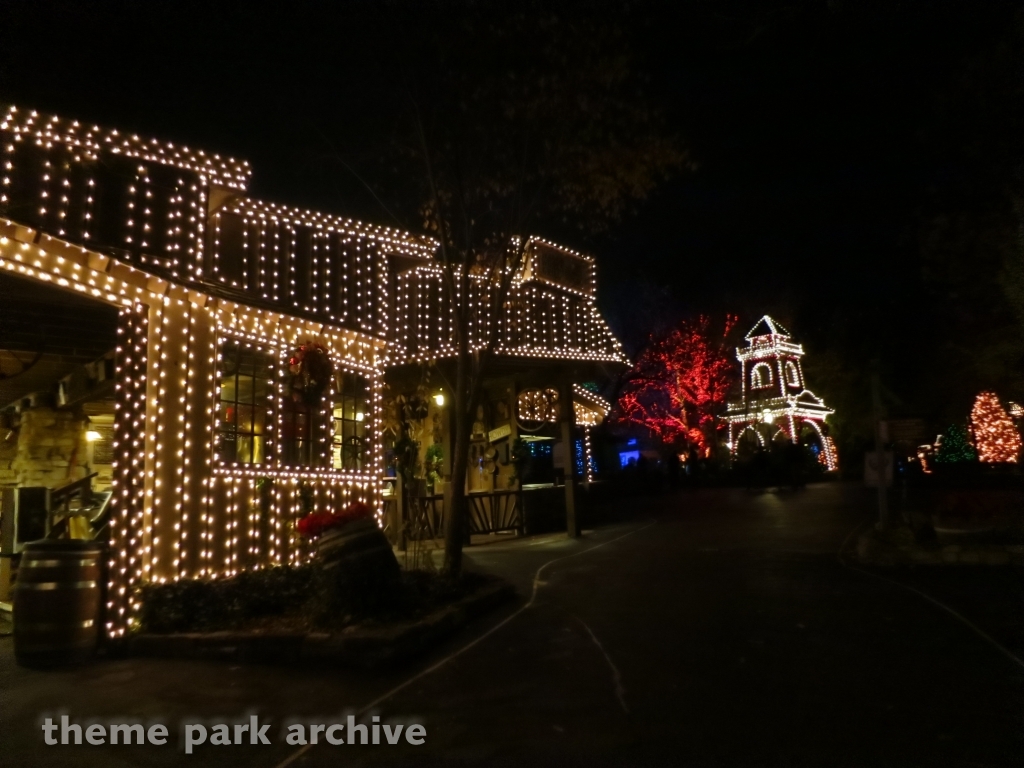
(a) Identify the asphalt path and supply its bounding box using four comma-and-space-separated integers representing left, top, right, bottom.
2, 482, 1022, 767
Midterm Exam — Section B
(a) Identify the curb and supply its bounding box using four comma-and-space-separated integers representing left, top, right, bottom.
855, 534, 1024, 567
129, 580, 516, 668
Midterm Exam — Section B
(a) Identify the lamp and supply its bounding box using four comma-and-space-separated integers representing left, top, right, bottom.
86, 430, 102, 442
434, 392, 445, 407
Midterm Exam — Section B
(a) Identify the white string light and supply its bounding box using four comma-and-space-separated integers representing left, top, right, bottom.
725, 315, 838, 471
0, 104, 629, 639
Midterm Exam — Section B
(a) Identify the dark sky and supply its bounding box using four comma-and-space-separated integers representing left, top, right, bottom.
1, 0, 1020, 419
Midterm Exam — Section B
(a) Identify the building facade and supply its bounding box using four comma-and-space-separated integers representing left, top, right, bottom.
0, 104, 624, 636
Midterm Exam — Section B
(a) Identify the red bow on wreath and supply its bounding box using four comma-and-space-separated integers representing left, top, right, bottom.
289, 341, 332, 405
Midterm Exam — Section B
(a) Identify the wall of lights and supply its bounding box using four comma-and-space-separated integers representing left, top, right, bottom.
389, 237, 626, 366
0, 220, 384, 638
208, 197, 435, 338
0, 104, 627, 638
1, 104, 246, 285
0, 104, 435, 338
1, 104, 624, 373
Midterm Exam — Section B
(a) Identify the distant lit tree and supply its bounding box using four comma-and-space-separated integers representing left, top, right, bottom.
614, 315, 737, 453
970, 391, 1022, 463
935, 424, 977, 464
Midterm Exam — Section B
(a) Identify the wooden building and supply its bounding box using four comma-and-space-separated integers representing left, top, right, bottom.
0, 104, 624, 637
383, 237, 622, 541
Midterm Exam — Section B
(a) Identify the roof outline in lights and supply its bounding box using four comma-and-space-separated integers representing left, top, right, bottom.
219, 197, 438, 256
1, 103, 252, 190
790, 389, 828, 408
745, 315, 791, 340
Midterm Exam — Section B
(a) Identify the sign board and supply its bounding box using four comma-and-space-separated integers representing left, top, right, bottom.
887, 418, 928, 445
488, 424, 511, 443
864, 451, 894, 488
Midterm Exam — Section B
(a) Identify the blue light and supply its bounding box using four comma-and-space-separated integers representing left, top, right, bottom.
528, 441, 552, 458
619, 450, 640, 467
627, 438, 637, 446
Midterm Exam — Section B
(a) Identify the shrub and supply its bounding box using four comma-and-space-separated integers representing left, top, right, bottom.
136, 564, 316, 634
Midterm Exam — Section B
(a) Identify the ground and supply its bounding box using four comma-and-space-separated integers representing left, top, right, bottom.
1, 482, 1022, 767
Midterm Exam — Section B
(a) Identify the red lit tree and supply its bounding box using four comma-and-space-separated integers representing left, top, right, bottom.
615, 315, 738, 453
970, 391, 1022, 463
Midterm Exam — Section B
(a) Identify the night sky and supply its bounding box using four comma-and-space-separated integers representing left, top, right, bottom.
2, 0, 1021, 435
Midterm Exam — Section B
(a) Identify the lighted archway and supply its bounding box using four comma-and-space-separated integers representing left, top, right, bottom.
799, 419, 838, 471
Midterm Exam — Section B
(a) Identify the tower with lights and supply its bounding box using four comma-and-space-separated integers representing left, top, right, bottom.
724, 315, 838, 470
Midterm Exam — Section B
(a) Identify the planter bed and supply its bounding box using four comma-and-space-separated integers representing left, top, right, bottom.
128, 577, 515, 668
855, 525, 1024, 567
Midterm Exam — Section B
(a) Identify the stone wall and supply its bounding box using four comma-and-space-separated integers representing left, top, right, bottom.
0, 432, 17, 486
9, 407, 90, 489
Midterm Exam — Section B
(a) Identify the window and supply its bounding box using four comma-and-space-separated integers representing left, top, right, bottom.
332, 373, 369, 471
750, 363, 773, 389
518, 388, 560, 423
217, 341, 273, 464
785, 361, 801, 388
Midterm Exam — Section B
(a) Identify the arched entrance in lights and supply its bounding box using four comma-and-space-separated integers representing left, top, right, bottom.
798, 419, 837, 470
770, 422, 794, 446
735, 424, 768, 459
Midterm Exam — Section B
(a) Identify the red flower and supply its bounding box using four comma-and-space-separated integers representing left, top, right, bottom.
295, 511, 333, 538
295, 501, 375, 539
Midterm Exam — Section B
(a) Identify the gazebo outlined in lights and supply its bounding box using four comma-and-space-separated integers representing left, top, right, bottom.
724, 315, 838, 470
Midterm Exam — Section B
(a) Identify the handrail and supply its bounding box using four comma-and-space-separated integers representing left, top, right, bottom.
47, 473, 99, 539
51, 473, 98, 507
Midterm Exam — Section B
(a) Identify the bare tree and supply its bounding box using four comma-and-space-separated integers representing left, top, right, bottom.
348, 3, 689, 577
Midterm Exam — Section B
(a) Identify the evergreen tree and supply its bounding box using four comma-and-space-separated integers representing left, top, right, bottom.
935, 424, 977, 464
970, 391, 1022, 463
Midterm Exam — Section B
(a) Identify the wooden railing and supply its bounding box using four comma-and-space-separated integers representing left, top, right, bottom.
467, 490, 522, 535
382, 479, 525, 544
46, 473, 97, 538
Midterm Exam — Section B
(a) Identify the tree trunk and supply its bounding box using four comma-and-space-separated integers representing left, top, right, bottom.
443, 347, 472, 578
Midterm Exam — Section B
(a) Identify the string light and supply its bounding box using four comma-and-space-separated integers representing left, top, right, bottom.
725, 315, 838, 471
0, 220, 385, 636
970, 391, 1021, 464
386, 239, 626, 366
0, 104, 628, 639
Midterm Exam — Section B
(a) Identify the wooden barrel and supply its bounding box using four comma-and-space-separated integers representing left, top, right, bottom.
13, 539, 104, 668
318, 517, 398, 571
317, 518, 399, 613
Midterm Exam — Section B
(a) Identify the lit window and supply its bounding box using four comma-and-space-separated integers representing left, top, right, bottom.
785, 361, 801, 388
217, 341, 272, 464
751, 363, 773, 389
518, 388, 560, 423
332, 373, 369, 471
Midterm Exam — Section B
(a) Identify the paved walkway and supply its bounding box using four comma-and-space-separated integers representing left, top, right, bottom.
2, 483, 1022, 767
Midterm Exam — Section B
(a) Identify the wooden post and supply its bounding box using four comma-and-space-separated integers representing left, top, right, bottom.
0, 556, 12, 604
871, 369, 890, 530
560, 381, 579, 538
395, 474, 407, 552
